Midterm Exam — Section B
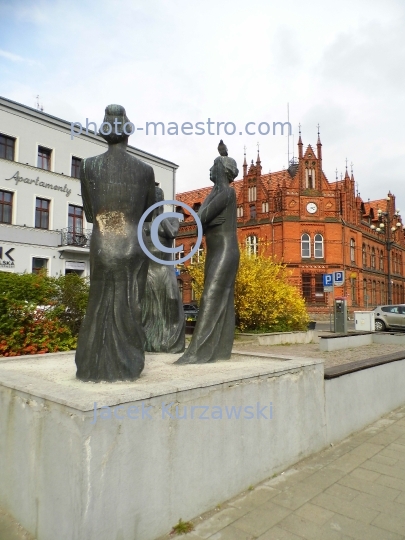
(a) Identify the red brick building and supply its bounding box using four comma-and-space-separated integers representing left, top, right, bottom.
176, 132, 405, 314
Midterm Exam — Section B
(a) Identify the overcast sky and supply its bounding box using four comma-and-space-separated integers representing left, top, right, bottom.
1, 0, 404, 206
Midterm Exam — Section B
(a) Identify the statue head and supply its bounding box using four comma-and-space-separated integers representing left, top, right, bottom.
99, 104, 131, 144
210, 156, 239, 184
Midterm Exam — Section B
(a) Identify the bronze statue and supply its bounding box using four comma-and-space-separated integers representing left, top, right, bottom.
176, 144, 239, 364
75, 104, 155, 381
141, 187, 185, 353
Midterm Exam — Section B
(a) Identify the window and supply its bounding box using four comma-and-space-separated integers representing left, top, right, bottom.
0, 190, 13, 224
71, 156, 82, 178
367, 245, 370, 268
381, 281, 385, 304
363, 279, 368, 306
192, 202, 201, 212
68, 205, 84, 245
237, 206, 244, 218
0, 134, 15, 161
248, 186, 256, 202
37, 146, 52, 170
305, 168, 315, 189
314, 234, 324, 258
350, 238, 355, 263
362, 244, 366, 267
262, 201, 269, 213
32, 258, 48, 274
177, 279, 183, 296
371, 247, 376, 269
301, 233, 310, 258
35, 198, 50, 229
249, 205, 256, 220
351, 277, 357, 305
177, 247, 185, 260
380, 250, 384, 271
372, 281, 376, 305
246, 235, 258, 256
301, 273, 325, 303
302, 273, 311, 301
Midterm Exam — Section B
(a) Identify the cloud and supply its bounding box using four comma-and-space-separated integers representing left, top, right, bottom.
0, 49, 39, 66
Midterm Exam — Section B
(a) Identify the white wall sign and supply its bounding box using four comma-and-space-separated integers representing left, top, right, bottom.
5, 171, 72, 197
65, 261, 85, 270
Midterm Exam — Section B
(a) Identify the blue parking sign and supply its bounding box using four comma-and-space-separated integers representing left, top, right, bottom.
334, 271, 345, 285
323, 273, 334, 286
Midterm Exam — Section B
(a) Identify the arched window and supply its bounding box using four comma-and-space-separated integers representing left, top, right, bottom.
372, 280, 376, 305
380, 250, 384, 271
262, 201, 269, 213
190, 244, 195, 264
246, 235, 258, 256
250, 205, 256, 219
362, 244, 366, 266
367, 245, 371, 268
301, 233, 310, 258
350, 238, 356, 263
371, 247, 376, 269
237, 206, 244, 218
305, 168, 315, 189
248, 186, 257, 202
314, 234, 324, 258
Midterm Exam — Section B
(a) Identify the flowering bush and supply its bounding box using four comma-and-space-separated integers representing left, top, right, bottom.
185, 251, 309, 333
0, 272, 88, 357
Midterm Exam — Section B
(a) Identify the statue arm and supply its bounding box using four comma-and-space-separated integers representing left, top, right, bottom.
198, 188, 231, 226
80, 159, 93, 223
160, 217, 179, 239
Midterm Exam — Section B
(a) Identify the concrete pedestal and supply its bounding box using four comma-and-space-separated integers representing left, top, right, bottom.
0, 352, 325, 540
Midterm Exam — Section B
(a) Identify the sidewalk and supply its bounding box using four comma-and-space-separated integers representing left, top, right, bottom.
161, 405, 405, 540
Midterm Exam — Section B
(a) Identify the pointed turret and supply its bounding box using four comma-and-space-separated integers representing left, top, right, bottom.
298, 123, 303, 159
243, 147, 247, 178
256, 147, 262, 176
316, 124, 322, 164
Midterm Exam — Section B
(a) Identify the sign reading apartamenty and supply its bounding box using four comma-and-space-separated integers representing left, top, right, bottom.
5, 171, 72, 198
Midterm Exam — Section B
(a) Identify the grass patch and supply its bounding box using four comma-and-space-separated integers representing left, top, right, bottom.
171, 519, 194, 535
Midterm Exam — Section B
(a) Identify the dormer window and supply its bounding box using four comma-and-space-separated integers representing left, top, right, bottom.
248, 186, 256, 202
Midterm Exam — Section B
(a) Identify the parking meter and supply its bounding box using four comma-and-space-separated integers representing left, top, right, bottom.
334, 298, 348, 334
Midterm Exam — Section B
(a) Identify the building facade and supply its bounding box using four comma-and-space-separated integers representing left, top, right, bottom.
0, 96, 178, 277
176, 133, 405, 313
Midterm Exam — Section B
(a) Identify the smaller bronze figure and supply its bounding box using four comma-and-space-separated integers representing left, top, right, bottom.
141, 187, 185, 353
175, 142, 239, 364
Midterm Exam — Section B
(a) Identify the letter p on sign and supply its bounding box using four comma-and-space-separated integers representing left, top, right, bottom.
334, 271, 345, 285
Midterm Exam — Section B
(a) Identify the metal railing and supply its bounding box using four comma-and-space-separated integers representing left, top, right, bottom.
60, 227, 92, 248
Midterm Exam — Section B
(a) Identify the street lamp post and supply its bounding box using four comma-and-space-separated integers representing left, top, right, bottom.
371, 196, 401, 305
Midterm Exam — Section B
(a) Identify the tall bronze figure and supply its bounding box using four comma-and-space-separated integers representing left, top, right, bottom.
176, 144, 239, 364
141, 186, 185, 353
75, 104, 155, 381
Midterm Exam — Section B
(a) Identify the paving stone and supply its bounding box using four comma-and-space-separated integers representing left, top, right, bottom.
271, 483, 325, 511
348, 467, 380, 482
382, 446, 405, 461
324, 483, 360, 501
389, 442, 405, 454
277, 513, 352, 540
228, 487, 279, 513
295, 502, 335, 525
192, 507, 244, 538
347, 442, 384, 459
209, 524, 256, 539
324, 513, 403, 540
376, 473, 405, 492
299, 467, 346, 491
354, 491, 405, 517
366, 431, 402, 445
361, 459, 405, 480
311, 492, 379, 524
327, 452, 369, 473
371, 512, 405, 536
396, 491, 405, 504
231, 501, 291, 537
339, 474, 401, 500
257, 525, 304, 540
263, 470, 313, 491
370, 453, 398, 466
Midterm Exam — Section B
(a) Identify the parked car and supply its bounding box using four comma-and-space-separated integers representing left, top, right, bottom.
183, 304, 199, 318
373, 304, 405, 331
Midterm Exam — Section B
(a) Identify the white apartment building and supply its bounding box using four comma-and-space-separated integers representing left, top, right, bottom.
0, 96, 178, 276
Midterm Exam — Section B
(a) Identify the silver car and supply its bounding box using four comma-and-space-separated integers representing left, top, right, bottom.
373, 304, 405, 331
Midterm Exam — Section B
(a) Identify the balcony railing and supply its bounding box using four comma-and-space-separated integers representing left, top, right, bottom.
60, 227, 92, 248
